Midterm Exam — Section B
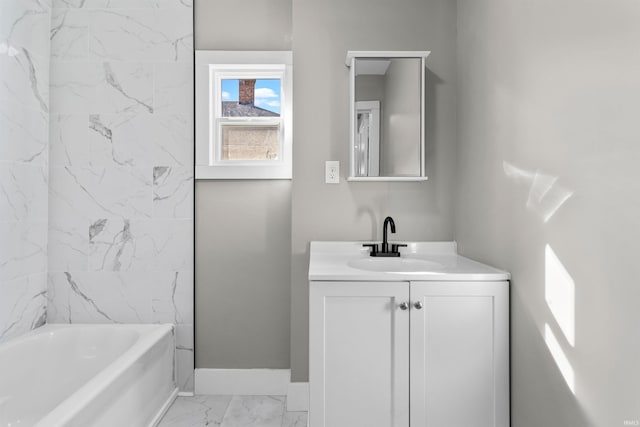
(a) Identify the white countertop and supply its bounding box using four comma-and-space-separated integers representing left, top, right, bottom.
308, 241, 510, 282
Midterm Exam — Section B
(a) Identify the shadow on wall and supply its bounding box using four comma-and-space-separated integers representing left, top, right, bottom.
423, 69, 444, 218
356, 205, 379, 239
424, 69, 444, 178
511, 289, 592, 427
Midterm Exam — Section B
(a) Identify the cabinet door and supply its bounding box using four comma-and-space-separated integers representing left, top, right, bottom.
309, 281, 410, 427
409, 281, 509, 427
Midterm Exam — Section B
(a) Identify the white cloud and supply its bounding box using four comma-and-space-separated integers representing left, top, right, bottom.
255, 99, 281, 109
254, 87, 280, 111
254, 88, 278, 98
222, 91, 231, 100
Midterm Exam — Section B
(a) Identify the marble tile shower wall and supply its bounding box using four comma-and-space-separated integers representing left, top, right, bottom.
46, 0, 195, 390
0, 1, 51, 343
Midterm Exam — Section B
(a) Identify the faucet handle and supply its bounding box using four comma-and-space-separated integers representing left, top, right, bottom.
391, 244, 407, 253
362, 243, 379, 256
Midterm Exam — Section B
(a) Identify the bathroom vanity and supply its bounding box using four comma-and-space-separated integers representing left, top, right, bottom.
308, 241, 510, 427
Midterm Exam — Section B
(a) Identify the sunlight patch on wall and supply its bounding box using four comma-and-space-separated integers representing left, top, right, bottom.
544, 323, 575, 394
503, 162, 573, 222
545, 244, 575, 346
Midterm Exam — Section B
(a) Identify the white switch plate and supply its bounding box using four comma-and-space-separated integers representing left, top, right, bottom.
325, 161, 339, 184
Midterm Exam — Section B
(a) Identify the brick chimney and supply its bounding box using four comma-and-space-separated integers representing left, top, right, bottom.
239, 79, 256, 105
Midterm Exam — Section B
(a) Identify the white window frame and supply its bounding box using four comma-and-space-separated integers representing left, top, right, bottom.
196, 51, 293, 179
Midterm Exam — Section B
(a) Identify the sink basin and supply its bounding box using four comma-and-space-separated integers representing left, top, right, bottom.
347, 257, 443, 273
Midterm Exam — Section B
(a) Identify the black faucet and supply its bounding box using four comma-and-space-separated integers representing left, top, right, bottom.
363, 216, 407, 257
381, 216, 395, 254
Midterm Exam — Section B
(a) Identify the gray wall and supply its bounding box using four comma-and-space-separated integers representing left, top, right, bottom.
195, 0, 292, 51
291, 0, 458, 381
195, 181, 291, 368
194, 0, 293, 369
456, 0, 640, 425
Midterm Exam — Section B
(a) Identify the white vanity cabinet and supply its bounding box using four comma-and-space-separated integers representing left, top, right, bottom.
309, 279, 509, 427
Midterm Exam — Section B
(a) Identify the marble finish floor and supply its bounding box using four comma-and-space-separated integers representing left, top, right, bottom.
158, 395, 307, 427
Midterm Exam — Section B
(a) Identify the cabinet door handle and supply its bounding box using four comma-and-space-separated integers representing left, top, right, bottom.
414, 301, 423, 310
399, 302, 409, 310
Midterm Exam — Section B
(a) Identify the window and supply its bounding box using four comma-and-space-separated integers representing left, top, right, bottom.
196, 51, 293, 179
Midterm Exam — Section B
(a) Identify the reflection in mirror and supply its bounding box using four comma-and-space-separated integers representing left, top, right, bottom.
355, 101, 380, 176
347, 51, 429, 181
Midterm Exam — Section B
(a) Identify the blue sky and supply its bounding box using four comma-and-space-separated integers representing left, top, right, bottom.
221, 79, 281, 114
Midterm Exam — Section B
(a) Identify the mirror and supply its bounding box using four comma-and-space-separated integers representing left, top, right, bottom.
346, 51, 429, 181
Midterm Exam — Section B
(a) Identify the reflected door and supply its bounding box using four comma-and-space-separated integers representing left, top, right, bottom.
355, 101, 380, 177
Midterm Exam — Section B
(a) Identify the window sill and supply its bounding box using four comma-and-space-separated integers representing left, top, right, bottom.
195, 165, 292, 180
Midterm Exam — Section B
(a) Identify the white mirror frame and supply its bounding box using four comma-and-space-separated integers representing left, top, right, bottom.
346, 51, 430, 182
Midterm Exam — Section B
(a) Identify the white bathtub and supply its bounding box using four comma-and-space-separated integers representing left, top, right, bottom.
0, 324, 178, 427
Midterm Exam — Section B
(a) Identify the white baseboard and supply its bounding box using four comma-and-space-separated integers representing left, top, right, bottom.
286, 382, 309, 412
195, 369, 290, 395
177, 391, 194, 397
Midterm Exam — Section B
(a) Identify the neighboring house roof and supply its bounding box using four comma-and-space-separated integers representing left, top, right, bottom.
222, 102, 279, 117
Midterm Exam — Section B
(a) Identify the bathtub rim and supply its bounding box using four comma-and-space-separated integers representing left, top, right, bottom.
18, 323, 177, 427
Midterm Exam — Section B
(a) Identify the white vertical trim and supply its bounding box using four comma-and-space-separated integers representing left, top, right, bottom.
286, 382, 309, 411
194, 369, 291, 395
420, 55, 426, 177
349, 55, 356, 178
